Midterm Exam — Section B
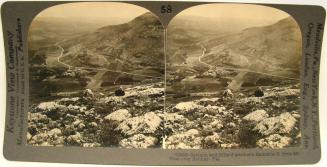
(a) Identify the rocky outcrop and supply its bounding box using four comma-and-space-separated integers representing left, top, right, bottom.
266, 89, 300, 98
116, 112, 162, 136
163, 113, 192, 134
28, 82, 300, 149
204, 133, 222, 148
29, 128, 64, 146
104, 109, 131, 123
36, 101, 64, 112
165, 86, 300, 149
254, 112, 297, 136
174, 101, 203, 113
66, 132, 82, 145
256, 134, 292, 149
28, 82, 164, 148
243, 110, 269, 123
119, 134, 158, 148
165, 129, 203, 149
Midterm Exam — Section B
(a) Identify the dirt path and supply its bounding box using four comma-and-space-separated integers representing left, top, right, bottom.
197, 44, 299, 81
54, 43, 163, 90
56, 44, 72, 70
198, 45, 213, 68
55, 44, 162, 79
86, 71, 107, 89
227, 71, 247, 90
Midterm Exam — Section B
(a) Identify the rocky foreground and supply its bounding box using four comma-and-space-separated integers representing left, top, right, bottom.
165, 85, 301, 149
28, 82, 165, 148
28, 82, 301, 149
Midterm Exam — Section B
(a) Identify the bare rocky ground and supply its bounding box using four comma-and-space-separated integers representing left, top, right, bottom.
164, 84, 301, 149
28, 82, 300, 149
27, 82, 165, 148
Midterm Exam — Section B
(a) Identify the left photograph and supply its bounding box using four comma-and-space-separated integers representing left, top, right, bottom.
27, 2, 165, 148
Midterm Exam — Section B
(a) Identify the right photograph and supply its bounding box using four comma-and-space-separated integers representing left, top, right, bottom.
165, 4, 302, 149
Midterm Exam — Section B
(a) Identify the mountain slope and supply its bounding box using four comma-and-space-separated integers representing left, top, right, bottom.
60, 12, 165, 75
202, 17, 302, 77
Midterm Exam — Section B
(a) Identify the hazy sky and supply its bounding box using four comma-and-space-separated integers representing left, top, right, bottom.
36, 2, 148, 23
176, 4, 291, 27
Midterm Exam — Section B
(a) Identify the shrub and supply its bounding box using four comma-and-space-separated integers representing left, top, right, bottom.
238, 120, 261, 148
98, 121, 123, 146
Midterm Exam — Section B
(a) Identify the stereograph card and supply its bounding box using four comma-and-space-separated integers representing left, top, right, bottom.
1, 0, 325, 165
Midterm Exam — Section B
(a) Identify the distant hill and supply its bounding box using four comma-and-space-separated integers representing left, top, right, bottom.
167, 16, 235, 47
60, 12, 164, 75
166, 16, 245, 66
201, 17, 302, 77
28, 17, 115, 50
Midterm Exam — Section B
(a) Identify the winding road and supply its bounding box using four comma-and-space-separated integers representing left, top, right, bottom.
56, 44, 72, 70
197, 44, 300, 81
55, 44, 163, 79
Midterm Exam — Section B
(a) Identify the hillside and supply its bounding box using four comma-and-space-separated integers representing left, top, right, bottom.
28, 17, 109, 50
201, 17, 302, 78
59, 12, 164, 75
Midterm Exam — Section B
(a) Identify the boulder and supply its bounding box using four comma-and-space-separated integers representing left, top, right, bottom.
174, 101, 203, 113
48, 128, 62, 136
67, 104, 86, 114
165, 129, 203, 149
223, 89, 233, 99
90, 122, 98, 127
204, 105, 226, 115
36, 101, 67, 120
36, 102, 61, 112
243, 110, 269, 123
116, 112, 162, 136
204, 133, 222, 148
104, 109, 131, 123
123, 85, 164, 98
29, 132, 64, 146
256, 134, 292, 149
28, 112, 48, 123
119, 134, 158, 148
83, 89, 94, 97
202, 118, 224, 134
47, 120, 59, 129
30, 133, 49, 145
67, 132, 82, 145
73, 119, 82, 127
139, 88, 164, 98
27, 132, 32, 141
265, 88, 300, 98
275, 89, 300, 97
254, 112, 297, 136
163, 113, 191, 133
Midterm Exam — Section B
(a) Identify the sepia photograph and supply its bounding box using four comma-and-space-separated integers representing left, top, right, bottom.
2, 0, 326, 165
27, 2, 302, 150
165, 4, 302, 149
27, 2, 165, 148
